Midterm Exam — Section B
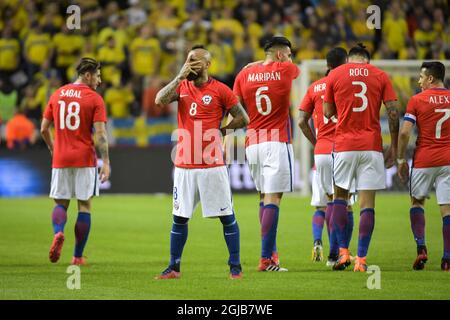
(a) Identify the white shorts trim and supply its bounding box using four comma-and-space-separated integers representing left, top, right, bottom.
245, 142, 294, 193
410, 166, 450, 205
50, 167, 99, 201
311, 154, 357, 207
333, 151, 386, 191
172, 166, 233, 218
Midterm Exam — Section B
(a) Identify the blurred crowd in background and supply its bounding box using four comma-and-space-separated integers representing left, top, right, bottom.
0, 0, 449, 149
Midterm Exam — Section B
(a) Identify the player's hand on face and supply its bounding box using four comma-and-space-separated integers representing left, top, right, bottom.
397, 162, 409, 184
100, 162, 110, 183
177, 54, 202, 80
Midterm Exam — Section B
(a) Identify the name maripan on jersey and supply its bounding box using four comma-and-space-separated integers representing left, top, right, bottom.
247, 71, 281, 82
60, 89, 82, 98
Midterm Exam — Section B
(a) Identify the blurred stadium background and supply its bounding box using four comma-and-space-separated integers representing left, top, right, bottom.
0, 0, 449, 197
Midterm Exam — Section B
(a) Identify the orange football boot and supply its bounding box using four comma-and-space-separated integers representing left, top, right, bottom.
49, 232, 65, 263
332, 248, 351, 270
353, 256, 368, 272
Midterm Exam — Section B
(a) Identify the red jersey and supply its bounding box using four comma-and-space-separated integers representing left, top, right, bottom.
43, 83, 107, 168
175, 77, 237, 169
299, 76, 337, 154
233, 61, 300, 147
324, 63, 397, 152
404, 87, 450, 168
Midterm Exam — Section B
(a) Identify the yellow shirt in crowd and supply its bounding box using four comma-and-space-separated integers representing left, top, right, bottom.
129, 37, 161, 76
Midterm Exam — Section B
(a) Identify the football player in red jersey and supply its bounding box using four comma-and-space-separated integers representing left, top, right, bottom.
397, 61, 450, 271
41, 58, 110, 266
154, 45, 249, 279
234, 36, 299, 272
323, 44, 400, 271
299, 47, 356, 266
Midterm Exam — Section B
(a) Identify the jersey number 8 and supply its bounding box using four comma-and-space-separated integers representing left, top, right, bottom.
189, 102, 198, 116
58, 100, 80, 130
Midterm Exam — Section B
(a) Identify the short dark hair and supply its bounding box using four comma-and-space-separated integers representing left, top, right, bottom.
191, 44, 206, 50
421, 61, 445, 82
348, 43, 370, 61
326, 47, 347, 70
76, 57, 100, 76
264, 36, 292, 52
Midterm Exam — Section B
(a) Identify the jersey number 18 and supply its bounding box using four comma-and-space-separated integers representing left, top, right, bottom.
58, 100, 80, 130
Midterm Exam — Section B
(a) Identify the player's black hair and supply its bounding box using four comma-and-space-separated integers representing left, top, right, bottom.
421, 61, 445, 82
76, 57, 101, 76
191, 44, 206, 50
263, 36, 292, 52
348, 43, 370, 61
326, 47, 347, 72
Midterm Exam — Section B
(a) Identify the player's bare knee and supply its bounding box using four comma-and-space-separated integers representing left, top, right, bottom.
55, 199, 70, 209
77, 199, 91, 213
264, 193, 282, 206
334, 186, 348, 200
411, 197, 425, 208
440, 204, 450, 218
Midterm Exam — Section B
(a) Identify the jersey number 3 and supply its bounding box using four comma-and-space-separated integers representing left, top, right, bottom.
352, 81, 368, 112
58, 100, 80, 130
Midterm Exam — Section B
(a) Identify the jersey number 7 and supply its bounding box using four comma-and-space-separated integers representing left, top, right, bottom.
435, 109, 450, 139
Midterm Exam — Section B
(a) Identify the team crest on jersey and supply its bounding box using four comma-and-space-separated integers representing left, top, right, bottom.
173, 200, 179, 210
202, 95, 212, 105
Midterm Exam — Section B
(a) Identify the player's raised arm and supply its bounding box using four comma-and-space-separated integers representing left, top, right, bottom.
384, 100, 400, 168
40, 118, 54, 156
298, 110, 316, 146
220, 102, 249, 136
155, 53, 202, 107
93, 121, 110, 182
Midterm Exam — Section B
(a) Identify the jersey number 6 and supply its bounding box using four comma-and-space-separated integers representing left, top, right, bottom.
255, 86, 272, 115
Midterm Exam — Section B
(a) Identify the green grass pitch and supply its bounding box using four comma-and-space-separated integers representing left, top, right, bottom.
0, 194, 449, 300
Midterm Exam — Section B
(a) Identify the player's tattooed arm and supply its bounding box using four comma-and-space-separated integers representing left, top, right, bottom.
94, 122, 110, 182
384, 100, 400, 168
298, 110, 316, 146
40, 118, 54, 155
220, 103, 249, 136
154, 78, 181, 106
